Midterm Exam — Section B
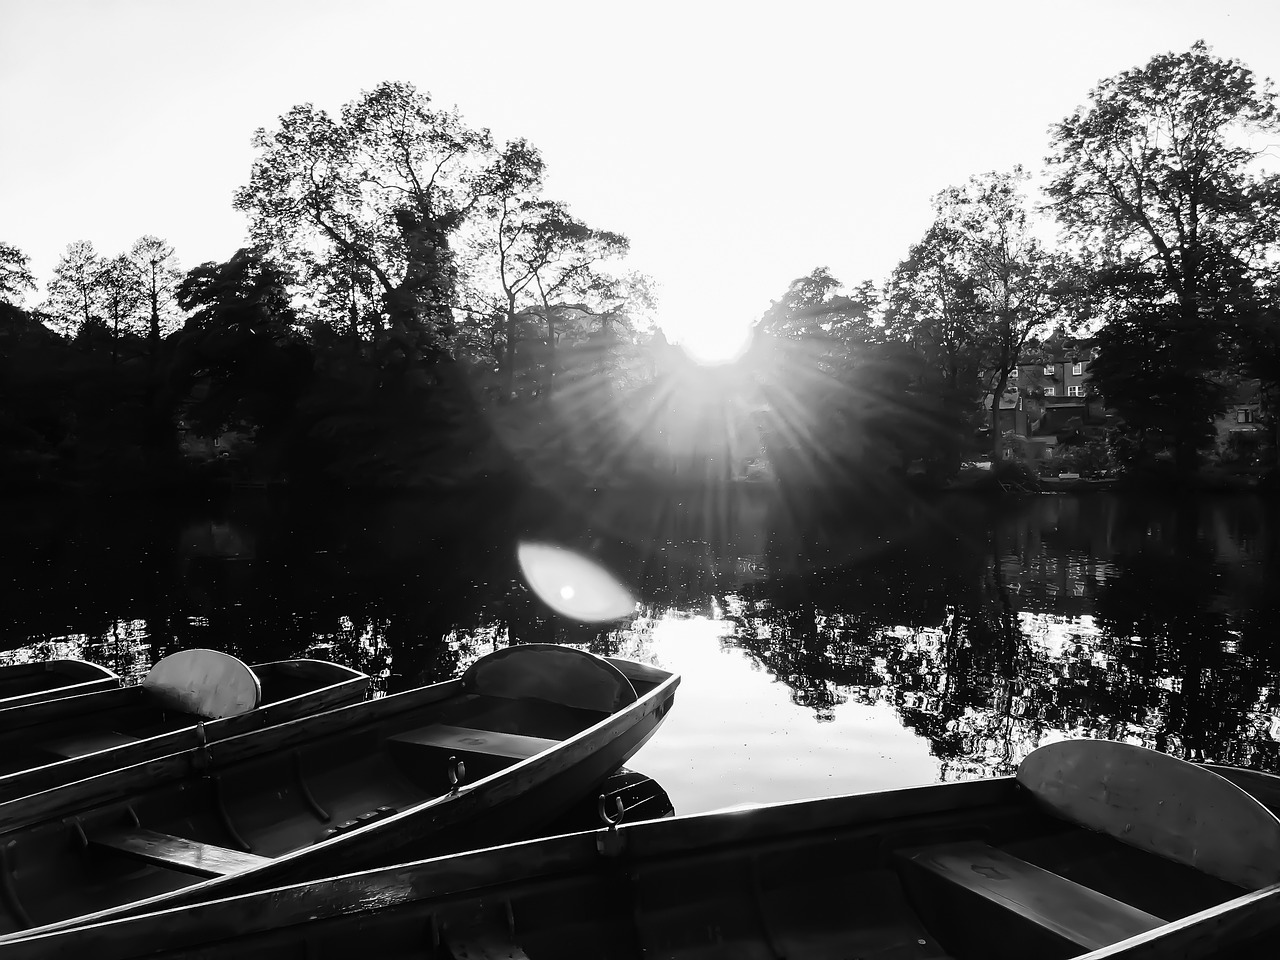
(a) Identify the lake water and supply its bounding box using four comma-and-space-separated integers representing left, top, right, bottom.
2, 488, 1277, 818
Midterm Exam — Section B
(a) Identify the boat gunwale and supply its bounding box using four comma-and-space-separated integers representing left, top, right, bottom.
0, 660, 120, 711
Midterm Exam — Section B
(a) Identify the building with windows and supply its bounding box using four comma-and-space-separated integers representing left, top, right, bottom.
984, 341, 1109, 463
1213, 380, 1267, 459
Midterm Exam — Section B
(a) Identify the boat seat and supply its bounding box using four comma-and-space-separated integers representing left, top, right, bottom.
90, 827, 270, 878
39, 729, 142, 760
899, 840, 1164, 952
387, 724, 558, 760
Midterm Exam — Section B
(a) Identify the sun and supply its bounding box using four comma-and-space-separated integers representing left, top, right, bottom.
667, 321, 754, 366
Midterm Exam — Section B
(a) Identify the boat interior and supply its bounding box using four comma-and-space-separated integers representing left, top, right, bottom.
0, 659, 356, 776
0, 647, 670, 936
51, 743, 1277, 960
0, 660, 116, 706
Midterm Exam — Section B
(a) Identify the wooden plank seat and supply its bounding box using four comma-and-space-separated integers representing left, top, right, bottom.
387, 724, 558, 760
900, 840, 1164, 952
40, 730, 142, 760
90, 827, 270, 878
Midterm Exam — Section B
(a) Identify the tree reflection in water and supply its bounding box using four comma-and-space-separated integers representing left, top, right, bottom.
1, 490, 1278, 787
730, 494, 1280, 777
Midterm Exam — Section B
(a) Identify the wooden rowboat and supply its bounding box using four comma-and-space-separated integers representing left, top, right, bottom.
0, 642, 678, 939
0, 660, 118, 710
7, 740, 1279, 960
0, 652, 369, 802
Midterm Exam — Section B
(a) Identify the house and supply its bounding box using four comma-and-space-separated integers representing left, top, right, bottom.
1213, 380, 1267, 461
985, 342, 1109, 463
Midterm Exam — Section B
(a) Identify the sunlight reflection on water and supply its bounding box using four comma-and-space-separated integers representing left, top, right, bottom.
619, 611, 939, 814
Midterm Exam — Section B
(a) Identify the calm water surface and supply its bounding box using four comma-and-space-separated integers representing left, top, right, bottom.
2, 489, 1277, 817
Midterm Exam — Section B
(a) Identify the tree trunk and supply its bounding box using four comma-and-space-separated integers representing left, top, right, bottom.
991, 369, 1010, 462
502, 296, 517, 400
543, 300, 556, 399
148, 263, 161, 358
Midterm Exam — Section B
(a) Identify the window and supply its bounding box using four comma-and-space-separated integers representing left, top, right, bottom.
213, 436, 222, 448
1067, 385, 1083, 397
1072, 362, 1083, 376
1238, 409, 1254, 424
1044, 364, 1055, 375
1044, 387, 1055, 396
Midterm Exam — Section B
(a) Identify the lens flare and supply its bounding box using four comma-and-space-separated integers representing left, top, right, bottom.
517, 541, 636, 622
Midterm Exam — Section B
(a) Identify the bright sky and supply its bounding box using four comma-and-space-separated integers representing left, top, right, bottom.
3, 0, 1279, 359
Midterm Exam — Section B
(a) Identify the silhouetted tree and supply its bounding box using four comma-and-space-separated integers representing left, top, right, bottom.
1047, 41, 1280, 474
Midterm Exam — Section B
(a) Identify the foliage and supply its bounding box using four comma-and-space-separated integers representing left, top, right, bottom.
127, 236, 185, 350
235, 81, 539, 369
1047, 40, 1280, 474
0, 242, 35, 306
42, 240, 105, 338
173, 248, 311, 449
933, 169, 1077, 459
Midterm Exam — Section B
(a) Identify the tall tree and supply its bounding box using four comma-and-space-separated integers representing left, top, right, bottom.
0, 242, 35, 306
934, 168, 1071, 459
174, 247, 309, 441
126, 235, 184, 355
884, 223, 984, 395
1046, 40, 1280, 473
485, 198, 633, 397
235, 81, 541, 372
42, 240, 105, 339
97, 254, 145, 363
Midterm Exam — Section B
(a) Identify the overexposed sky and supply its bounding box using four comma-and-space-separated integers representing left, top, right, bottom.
3, 0, 1279, 355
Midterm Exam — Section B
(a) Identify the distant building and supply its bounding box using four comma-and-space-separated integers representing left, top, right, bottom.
1213, 380, 1267, 462
984, 341, 1109, 463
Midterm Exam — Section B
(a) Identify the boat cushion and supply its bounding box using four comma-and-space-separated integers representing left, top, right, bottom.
90, 827, 269, 878
900, 840, 1164, 951
462, 645, 637, 714
1017, 739, 1280, 889
141, 649, 262, 719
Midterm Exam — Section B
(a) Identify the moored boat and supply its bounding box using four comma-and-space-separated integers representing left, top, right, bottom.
0, 660, 118, 710
0, 652, 369, 801
0, 642, 678, 938
6, 740, 1278, 959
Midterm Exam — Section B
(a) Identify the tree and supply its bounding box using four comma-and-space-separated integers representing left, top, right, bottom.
174, 247, 309, 443
884, 223, 985, 395
933, 169, 1073, 460
0, 242, 35, 306
1046, 40, 1280, 474
126, 236, 184, 355
97, 254, 145, 363
235, 81, 541, 374
510, 202, 632, 397
42, 240, 105, 339
476, 196, 634, 399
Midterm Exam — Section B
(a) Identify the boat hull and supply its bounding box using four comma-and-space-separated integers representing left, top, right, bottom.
7, 761, 1280, 960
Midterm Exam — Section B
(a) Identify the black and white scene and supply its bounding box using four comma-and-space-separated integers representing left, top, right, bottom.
3, 1, 1280, 956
